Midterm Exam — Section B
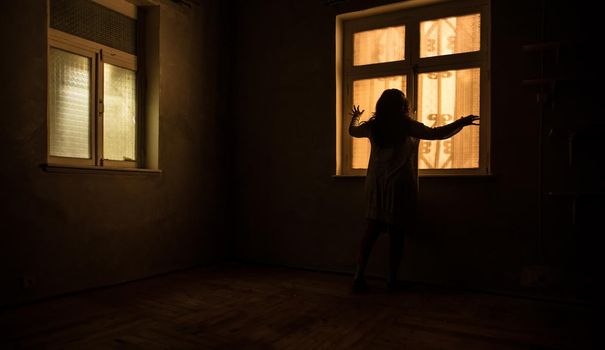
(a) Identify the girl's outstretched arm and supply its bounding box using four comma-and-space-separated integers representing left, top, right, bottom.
407, 115, 479, 140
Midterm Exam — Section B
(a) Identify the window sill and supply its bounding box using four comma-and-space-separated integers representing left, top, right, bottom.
332, 174, 365, 178
43, 163, 162, 175
419, 173, 494, 179
332, 173, 495, 179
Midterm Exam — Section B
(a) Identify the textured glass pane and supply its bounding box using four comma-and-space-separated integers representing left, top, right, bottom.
354, 26, 405, 66
49, 48, 91, 158
417, 68, 480, 169
104, 63, 136, 161
420, 14, 480, 58
352, 76, 406, 169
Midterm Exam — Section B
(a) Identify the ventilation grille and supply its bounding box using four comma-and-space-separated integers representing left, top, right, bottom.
50, 0, 136, 54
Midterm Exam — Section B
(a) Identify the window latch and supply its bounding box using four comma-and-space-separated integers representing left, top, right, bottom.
98, 100, 104, 114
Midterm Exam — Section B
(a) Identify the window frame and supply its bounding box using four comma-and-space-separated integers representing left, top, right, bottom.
47, 27, 138, 169
339, 0, 491, 176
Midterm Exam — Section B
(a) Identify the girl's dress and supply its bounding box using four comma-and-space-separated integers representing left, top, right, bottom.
349, 115, 464, 226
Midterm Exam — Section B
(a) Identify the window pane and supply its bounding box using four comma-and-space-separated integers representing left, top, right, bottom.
420, 13, 480, 58
49, 48, 91, 159
104, 63, 136, 161
354, 26, 405, 66
417, 68, 480, 169
352, 76, 406, 169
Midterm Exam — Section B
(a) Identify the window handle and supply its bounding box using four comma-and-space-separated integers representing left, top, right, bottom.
98, 100, 104, 114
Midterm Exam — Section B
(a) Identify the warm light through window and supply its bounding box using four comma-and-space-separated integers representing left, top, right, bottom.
354, 26, 405, 66
417, 68, 480, 169
103, 63, 136, 161
420, 13, 480, 58
342, 4, 487, 175
49, 48, 91, 159
352, 75, 407, 169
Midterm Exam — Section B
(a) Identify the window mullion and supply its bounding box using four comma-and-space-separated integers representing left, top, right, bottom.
342, 76, 352, 174
90, 48, 97, 166
96, 49, 104, 166
408, 19, 420, 115
348, 66, 411, 80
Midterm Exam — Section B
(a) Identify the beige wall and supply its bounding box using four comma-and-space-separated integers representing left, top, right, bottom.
0, 0, 230, 306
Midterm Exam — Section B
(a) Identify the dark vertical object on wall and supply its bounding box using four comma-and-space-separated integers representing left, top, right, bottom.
522, 1, 601, 299
218, 0, 241, 260
520, 0, 549, 291
567, 2, 603, 301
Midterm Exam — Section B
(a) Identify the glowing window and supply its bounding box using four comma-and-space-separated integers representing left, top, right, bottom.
47, 0, 138, 168
339, 2, 489, 176
420, 14, 481, 58
49, 48, 92, 159
354, 26, 405, 66
103, 63, 137, 162
417, 68, 480, 169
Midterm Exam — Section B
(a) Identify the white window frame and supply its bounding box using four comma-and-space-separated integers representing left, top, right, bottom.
47, 20, 139, 169
337, 0, 491, 176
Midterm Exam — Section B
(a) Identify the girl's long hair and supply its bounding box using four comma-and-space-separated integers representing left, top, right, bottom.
369, 89, 409, 148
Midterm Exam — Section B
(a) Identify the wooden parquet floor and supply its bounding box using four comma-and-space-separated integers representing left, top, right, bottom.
0, 264, 595, 349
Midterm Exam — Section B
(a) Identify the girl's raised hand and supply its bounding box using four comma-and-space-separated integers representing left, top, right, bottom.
350, 105, 365, 118
460, 115, 480, 126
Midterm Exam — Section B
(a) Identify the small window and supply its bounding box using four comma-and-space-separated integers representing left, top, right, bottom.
354, 26, 406, 66
417, 68, 481, 169
49, 48, 93, 160
47, 0, 139, 168
420, 13, 481, 58
338, 0, 490, 176
103, 63, 137, 163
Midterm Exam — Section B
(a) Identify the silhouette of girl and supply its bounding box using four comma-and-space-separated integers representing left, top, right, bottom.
349, 88, 479, 292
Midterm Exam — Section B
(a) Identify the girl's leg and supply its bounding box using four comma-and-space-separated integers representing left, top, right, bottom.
388, 226, 405, 287
354, 220, 383, 281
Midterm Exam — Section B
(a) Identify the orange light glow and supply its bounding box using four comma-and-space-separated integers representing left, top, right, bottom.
420, 14, 481, 58
354, 26, 405, 66
352, 76, 407, 169
418, 68, 480, 169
